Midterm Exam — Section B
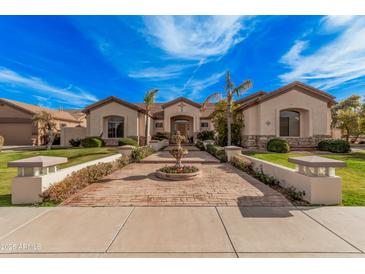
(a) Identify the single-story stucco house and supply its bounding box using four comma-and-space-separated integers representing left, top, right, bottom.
81, 81, 336, 149
0, 98, 85, 145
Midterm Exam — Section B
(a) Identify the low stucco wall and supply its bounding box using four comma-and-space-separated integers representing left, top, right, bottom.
149, 139, 169, 151
12, 153, 121, 204
60, 127, 87, 146
237, 154, 342, 205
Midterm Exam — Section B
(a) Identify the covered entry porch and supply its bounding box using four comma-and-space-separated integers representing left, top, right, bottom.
169, 115, 194, 143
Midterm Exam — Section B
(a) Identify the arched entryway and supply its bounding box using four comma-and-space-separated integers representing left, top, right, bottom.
170, 115, 193, 143
278, 108, 311, 138
103, 115, 125, 139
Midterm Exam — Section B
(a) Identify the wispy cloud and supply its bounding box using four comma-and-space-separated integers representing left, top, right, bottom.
187, 72, 225, 99
0, 67, 98, 107
279, 16, 365, 90
143, 16, 248, 61
157, 71, 225, 101
128, 63, 195, 80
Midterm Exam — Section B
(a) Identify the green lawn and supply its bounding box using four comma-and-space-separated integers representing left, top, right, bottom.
244, 150, 365, 206
0, 147, 118, 206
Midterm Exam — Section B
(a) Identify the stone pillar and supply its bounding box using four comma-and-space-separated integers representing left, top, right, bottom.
118, 145, 136, 157
224, 146, 242, 162
288, 155, 346, 204
8, 156, 68, 204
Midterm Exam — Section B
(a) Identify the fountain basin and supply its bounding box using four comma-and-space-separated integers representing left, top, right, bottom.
156, 166, 201, 181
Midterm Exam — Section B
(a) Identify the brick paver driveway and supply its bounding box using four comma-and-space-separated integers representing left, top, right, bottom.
63, 149, 291, 207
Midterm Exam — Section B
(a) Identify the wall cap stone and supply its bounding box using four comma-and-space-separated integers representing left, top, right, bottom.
8, 156, 68, 168
224, 146, 242, 151
118, 145, 136, 149
288, 156, 346, 168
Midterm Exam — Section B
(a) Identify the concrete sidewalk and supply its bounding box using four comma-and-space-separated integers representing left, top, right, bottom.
0, 206, 365, 257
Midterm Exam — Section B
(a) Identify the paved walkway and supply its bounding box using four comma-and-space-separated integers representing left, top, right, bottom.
140, 150, 220, 163
63, 162, 290, 207
63, 148, 291, 207
0, 206, 365, 257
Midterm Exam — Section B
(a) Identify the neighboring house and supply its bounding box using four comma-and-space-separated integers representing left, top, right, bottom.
82, 81, 335, 149
0, 98, 85, 145
236, 81, 336, 149
64, 109, 87, 127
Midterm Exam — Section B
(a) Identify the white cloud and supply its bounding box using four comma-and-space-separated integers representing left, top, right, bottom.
280, 40, 308, 65
280, 16, 365, 90
321, 15, 356, 32
143, 16, 247, 60
0, 67, 98, 107
188, 72, 225, 97
128, 63, 195, 80
156, 71, 225, 101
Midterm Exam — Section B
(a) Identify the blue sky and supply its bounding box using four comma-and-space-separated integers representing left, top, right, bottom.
0, 15, 364, 109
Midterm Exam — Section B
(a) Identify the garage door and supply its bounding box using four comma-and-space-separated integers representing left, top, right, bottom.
0, 123, 33, 145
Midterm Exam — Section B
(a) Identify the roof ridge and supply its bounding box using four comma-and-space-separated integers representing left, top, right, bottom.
0, 98, 79, 122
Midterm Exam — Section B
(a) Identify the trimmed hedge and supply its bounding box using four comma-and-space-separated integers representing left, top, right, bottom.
81, 137, 105, 148
195, 140, 205, 151
131, 146, 155, 162
206, 144, 227, 162
152, 132, 169, 141
267, 138, 290, 153
197, 130, 215, 141
0, 135, 4, 152
69, 138, 81, 147
119, 137, 138, 146
318, 139, 351, 153
41, 156, 130, 204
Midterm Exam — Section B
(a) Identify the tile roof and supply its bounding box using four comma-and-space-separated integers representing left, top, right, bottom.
0, 98, 79, 122
236, 81, 336, 111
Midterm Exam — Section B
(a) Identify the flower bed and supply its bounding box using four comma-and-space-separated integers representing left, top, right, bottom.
156, 165, 201, 181
158, 165, 199, 174
41, 146, 157, 205
41, 156, 130, 204
230, 155, 307, 205
206, 144, 227, 162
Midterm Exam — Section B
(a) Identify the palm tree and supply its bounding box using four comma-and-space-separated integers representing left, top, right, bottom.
202, 71, 252, 146
144, 88, 159, 145
32, 111, 57, 150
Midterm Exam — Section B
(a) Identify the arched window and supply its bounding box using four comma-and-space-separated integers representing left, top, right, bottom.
107, 116, 124, 138
280, 110, 300, 137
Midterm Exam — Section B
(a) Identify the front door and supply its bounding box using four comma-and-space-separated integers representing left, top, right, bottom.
176, 123, 187, 138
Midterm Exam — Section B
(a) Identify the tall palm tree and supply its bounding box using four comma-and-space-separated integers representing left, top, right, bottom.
202, 71, 252, 146
144, 88, 159, 145
32, 111, 57, 150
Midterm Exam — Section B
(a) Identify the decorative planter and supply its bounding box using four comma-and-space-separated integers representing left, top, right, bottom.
155, 170, 201, 181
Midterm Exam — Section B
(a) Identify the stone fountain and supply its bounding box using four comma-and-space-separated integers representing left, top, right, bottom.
155, 131, 201, 181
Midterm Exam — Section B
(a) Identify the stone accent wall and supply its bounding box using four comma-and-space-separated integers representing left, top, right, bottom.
103, 136, 139, 146
139, 136, 146, 146
242, 135, 331, 150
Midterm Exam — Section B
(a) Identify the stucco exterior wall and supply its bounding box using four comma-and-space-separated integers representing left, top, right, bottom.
257, 89, 330, 137
242, 105, 259, 136
0, 103, 32, 119
200, 119, 214, 131
152, 119, 164, 135
163, 102, 201, 133
86, 101, 139, 138
60, 126, 87, 146
240, 89, 331, 149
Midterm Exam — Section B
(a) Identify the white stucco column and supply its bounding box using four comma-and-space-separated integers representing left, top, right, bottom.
146, 115, 151, 144
308, 109, 313, 137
